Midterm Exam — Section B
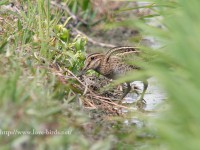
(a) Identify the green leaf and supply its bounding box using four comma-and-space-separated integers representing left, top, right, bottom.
82, 0, 90, 11
0, 0, 8, 6
0, 41, 7, 53
17, 19, 23, 31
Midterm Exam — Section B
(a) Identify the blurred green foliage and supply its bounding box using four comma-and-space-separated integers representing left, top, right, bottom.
150, 0, 200, 149
67, 0, 96, 26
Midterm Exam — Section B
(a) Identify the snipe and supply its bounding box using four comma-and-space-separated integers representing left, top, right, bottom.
80, 46, 148, 108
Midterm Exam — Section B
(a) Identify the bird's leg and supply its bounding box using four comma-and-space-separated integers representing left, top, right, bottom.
136, 80, 148, 109
118, 82, 131, 104
133, 85, 140, 96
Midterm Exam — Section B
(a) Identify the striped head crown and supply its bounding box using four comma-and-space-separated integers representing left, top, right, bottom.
81, 53, 104, 73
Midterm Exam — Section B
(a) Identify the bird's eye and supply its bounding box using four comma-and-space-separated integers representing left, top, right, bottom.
91, 57, 95, 60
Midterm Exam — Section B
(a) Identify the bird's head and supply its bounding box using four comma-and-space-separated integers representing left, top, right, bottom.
79, 53, 104, 76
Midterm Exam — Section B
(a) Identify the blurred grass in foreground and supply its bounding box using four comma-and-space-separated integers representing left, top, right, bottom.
152, 0, 200, 149
126, 0, 200, 149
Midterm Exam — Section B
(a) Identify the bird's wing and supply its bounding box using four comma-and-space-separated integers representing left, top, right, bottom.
104, 46, 140, 62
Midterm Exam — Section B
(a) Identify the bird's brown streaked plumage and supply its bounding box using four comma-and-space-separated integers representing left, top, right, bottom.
80, 46, 148, 107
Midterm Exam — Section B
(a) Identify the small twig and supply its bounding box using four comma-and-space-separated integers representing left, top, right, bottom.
65, 68, 86, 88
89, 94, 128, 109
97, 98, 128, 109
93, 94, 114, 101
50, 1, 88, 26
82, 97, 97, 109
64, 68, 97, 95
72, 27, 116, 48
83, 76, 89, 95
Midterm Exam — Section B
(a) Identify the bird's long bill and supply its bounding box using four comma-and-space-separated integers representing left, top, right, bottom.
78, 66, 87, 77
78, 70, 86, 77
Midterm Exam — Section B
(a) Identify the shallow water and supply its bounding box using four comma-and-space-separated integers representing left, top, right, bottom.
123, 77, 166, 128
124, 77, 166, 111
